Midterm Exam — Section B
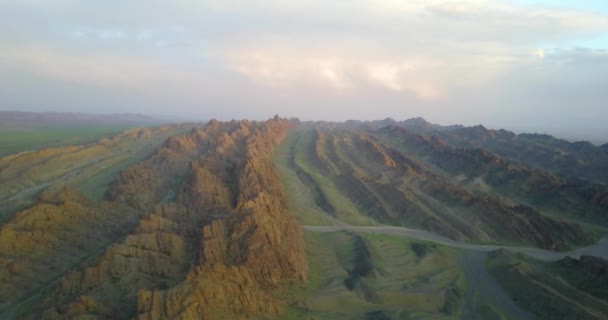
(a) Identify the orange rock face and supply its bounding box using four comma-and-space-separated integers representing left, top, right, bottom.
136, 118, 306, 320
17, 117, 306, 320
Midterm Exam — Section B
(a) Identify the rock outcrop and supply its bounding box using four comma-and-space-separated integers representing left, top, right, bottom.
136, 118, 306, 320
0, 124, 192, 222
20, 117, 306, 320
0, 187, 139, 308
291, 125, 593, 249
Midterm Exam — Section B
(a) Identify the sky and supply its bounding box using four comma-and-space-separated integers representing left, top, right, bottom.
1, 0, 608, 139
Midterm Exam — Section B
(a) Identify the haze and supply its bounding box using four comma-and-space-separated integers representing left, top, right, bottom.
1, 0, 607, 141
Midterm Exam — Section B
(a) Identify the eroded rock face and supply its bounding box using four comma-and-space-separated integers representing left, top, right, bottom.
135, 118, 306, 320
0, 125, 192, 222
36, 204, 197, 319
0, 186, 139, 306
137, 265, 282, 320
21, 117, 306, 320
300, 125, 593, 249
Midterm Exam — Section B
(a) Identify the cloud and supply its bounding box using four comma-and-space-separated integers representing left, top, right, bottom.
221, 42, 449, 100
0, 0, 607, 132
197, 0, 608, 102
195, 0, 608, 43
68, 28, 126, 40
0, 44, 223, 99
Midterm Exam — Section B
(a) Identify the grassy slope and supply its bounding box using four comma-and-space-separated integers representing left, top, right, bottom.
275, 127, 468, 319
273, 130, 334, 226
273, 127, 376, 226
486, 252, 608, 320
0, 125, 193, 222
284, 231, 465, 320
295, 129, 378, 226
297, 127, 576, 248
275, 125, 606, 320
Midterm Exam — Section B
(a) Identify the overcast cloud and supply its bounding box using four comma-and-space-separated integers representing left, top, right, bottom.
1, 0, 607, 138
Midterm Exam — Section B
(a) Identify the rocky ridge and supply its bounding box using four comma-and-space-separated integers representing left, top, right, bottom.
0, 125, 192, 221
374, 126, 608, 226
136, 117, 306, 319
21, 117, 306, 320
291, 125, 593, 249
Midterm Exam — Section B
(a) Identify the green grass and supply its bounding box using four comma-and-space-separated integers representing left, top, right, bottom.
74, 155, 150, 201
273, 131, 335, 226
0, 126, 132, 157
289, 128, 378, 226
0, 124, 193, 224
477, 304, 503, 320
486, 251, 608, 320
274, 128, 375, 226
283, 230, 464, 320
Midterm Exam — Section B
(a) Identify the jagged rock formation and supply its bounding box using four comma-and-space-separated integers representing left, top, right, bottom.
135, 118, 306, 320
38, 204, 197, 319
106, 129, 207, 211
391, 118, 608, 185
0, 187, 139, 310
12, 117, 306, 320
0, 125, 193, 221
374, 126, 608, 226
286, 124, 595, 249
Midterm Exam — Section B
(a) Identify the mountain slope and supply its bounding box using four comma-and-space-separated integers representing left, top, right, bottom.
0, 125, 193, 221
1, 118, 306, 320
394, 118, 608, 185
278, 123, 600, 250
488, 250, 608, 320
373, 126, 608, 226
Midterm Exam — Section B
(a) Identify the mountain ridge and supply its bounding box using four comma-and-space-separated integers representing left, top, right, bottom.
0, 115, 606, 319
365, 117, 608, 184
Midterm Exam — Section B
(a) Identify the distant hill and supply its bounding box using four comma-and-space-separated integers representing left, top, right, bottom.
386, 117, 608, 184
0, 111, 165, 130
0, 111, 175, 157
344, 117, 464, 132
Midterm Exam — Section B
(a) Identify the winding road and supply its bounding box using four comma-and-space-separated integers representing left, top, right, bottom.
303, 224, 608, 261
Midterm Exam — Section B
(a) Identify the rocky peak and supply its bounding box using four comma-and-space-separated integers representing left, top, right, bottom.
39, 185, 88, 205
132, 116, 306, 319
